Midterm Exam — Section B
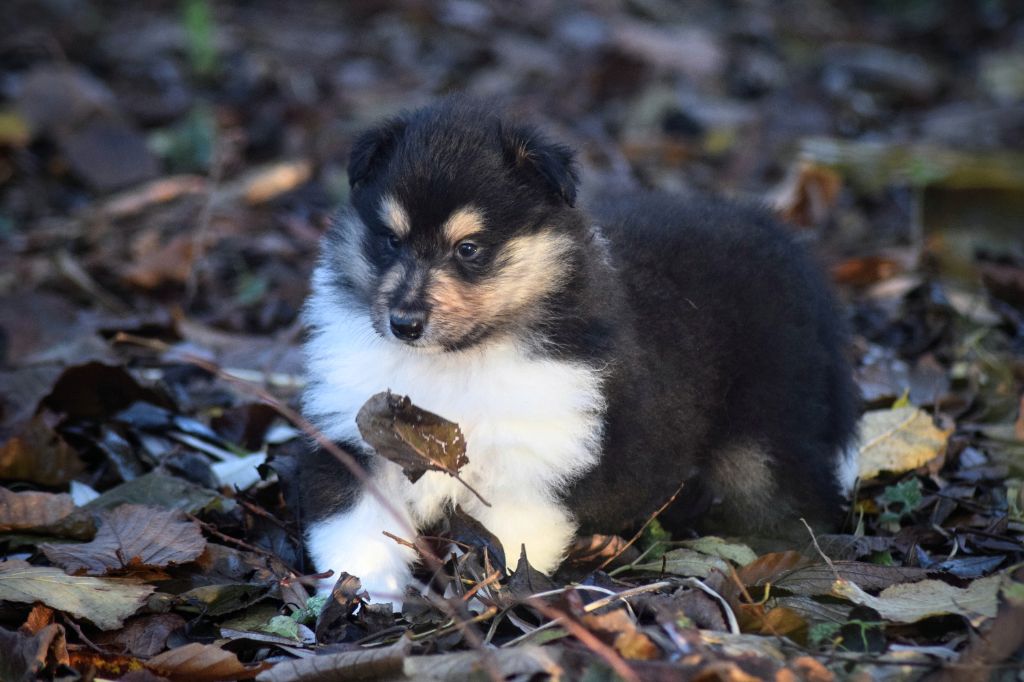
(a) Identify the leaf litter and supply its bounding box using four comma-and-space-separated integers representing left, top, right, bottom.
2, 1, 1024, 679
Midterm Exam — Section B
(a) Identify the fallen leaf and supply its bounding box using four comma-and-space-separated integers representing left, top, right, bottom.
737, 604, 807, 638
856, 406, 953, 481
0, 416, 85, 486
774, 562, 930, 596
41, 504, 206, 574
94, 613, 187, 657
146, 642, 267, 682
0, 560, 153, 630
61, 118, 159, 191
67, 649, 149, 679
355, 391, 468, 484
123, 230, 198, 289
734, 552, 809, 587
86, 471, 226, 513
564, 533, 635, 568
680, 537, 757, 566
633, 548, 731, 578
256, 637, 410, 682
404, 646, 565, 680
0, 623, 69, 682
581, 609, 660, 660
770, 159, 843, 228
832, 575, 1000, 624
0, 488, 75, 532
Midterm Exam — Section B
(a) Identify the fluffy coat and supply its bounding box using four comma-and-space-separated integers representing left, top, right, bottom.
299, 99, 858, 604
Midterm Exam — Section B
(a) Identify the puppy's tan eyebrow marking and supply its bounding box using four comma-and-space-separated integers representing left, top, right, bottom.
378, 194, 410, 237
442, 206, 485, 243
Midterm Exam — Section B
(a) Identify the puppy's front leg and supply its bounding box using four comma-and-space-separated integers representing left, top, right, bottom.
305, 489, 418, 606
474, 494, 577, 575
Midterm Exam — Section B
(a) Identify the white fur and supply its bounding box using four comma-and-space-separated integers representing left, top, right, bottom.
836, 443, 860, 497
305, 489, 417, 606
302, 267, 606, 604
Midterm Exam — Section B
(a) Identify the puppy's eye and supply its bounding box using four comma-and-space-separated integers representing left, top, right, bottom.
456, 242, 479, 261
386, 234, 402, 250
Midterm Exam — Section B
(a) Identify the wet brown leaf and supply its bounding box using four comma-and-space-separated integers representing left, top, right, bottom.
41, 504, 206, 574
355, 391, 468, 484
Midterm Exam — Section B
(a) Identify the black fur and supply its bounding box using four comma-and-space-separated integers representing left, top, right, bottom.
301, 97, 858, 549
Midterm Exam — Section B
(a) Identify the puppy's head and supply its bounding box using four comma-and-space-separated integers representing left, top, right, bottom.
325, 99, 583, 351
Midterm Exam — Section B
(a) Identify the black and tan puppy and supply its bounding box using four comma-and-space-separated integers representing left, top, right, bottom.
300, 98, 858, 604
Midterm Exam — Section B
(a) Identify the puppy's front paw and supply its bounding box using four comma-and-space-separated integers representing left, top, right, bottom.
306, 497, 418, 610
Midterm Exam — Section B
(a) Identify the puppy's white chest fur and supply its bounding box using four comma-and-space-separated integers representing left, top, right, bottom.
303, 284, 605, 585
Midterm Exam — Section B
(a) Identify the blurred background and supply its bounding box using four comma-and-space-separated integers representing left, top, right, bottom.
0, 0, 1022, 385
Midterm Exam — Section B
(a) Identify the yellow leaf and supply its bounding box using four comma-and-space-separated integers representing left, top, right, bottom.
856, 406, 952, 481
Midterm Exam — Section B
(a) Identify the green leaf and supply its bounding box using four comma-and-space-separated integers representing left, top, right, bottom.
262, 615, 300, 640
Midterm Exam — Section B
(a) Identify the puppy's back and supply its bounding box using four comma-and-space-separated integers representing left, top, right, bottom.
577, 192, 858, 537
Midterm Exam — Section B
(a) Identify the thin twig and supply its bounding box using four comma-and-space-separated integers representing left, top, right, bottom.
801, 517, 839, 580
597, 479, 686, 572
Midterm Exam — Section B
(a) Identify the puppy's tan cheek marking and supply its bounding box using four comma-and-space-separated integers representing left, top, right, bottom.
428, 272, 482, 338
378, 194, 410, 238
442, 206, 485, 245
485, 231, 574, 315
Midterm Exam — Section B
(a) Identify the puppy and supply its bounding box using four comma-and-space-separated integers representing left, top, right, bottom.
300, 98, 858, 604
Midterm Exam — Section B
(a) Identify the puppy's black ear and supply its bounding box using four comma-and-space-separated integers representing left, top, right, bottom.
348, 117, 407, 189
500, 123, 579, 206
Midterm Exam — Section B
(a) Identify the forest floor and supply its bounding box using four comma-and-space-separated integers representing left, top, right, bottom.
1, 1, 1023, 680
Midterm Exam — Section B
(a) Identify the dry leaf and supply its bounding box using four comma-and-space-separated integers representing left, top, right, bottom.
0, 488, 75, 532
0, 416, 85, 486
355, 391, 468, 484
0, 560, 153, 630
774, 562, 930, 596
41, 504, 206, 574
582, 609, 660, 660
404, 647, 564, 680
94, 613, 187, 657
0, 623, 69, 681
257, 637, 410, 681
833, 575, 1000, 624
856, 406, 952, 481
633, 548, 731, 578
147, 643, 267, 681
734, 552, 809, 587
770, 159, 843, 228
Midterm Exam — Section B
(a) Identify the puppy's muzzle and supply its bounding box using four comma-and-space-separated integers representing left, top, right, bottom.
389, 310, 427, 341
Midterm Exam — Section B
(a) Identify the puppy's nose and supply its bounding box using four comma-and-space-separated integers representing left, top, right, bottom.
389, 311, 426, 341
